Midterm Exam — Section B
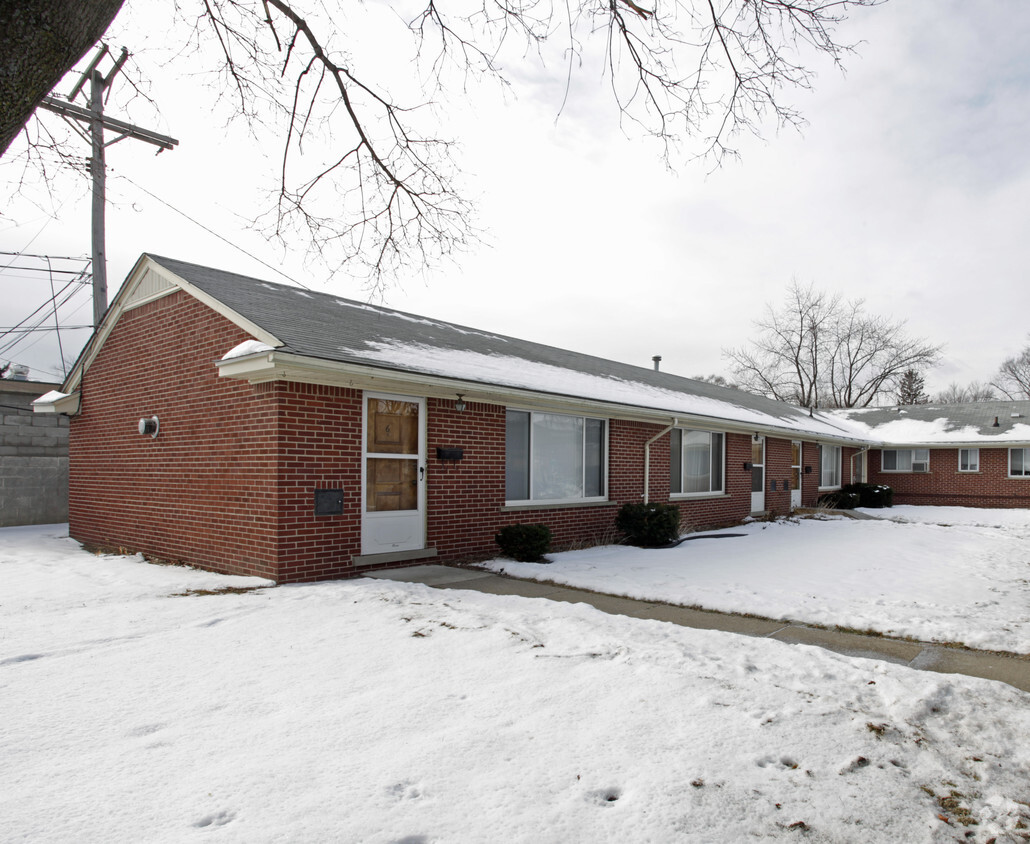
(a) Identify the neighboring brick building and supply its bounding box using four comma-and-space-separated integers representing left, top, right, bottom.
839, 403, 1030, 508
2, 378, 68, 527
32, 254, 867, 582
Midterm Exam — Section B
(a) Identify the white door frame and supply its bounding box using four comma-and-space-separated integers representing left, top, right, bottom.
790, 440, 802, 510
360, 391, 426, 555
750, 436, 765, 513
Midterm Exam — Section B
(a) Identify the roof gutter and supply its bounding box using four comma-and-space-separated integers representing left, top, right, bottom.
216, 351, 872, 447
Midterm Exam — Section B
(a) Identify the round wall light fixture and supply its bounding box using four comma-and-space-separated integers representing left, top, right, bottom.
138, 416, 160, 438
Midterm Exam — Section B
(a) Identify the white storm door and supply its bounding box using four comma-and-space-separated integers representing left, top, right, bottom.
361, 393, 426, 555
790, 441, 802, 510
751, 437, 766, 513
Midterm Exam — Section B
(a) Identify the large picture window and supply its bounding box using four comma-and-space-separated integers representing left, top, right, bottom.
670, 429, 724, 496
882, 448, 929, 473
1010, 448, 1030, 478
505, 410, 607, 503
820, 445, 841, 489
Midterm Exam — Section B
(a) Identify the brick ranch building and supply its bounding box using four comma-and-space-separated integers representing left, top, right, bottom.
33, 254, 929, 583
838, 403, 1030, 509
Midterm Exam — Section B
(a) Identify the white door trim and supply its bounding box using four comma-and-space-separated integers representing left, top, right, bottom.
360, 391, 426, 555
750, 436, 765, 513
791, 440, 802, 510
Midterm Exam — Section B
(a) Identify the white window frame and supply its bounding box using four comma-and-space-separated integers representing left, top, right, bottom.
881, 448, 930, 473
505, 409, 609, 505
1009, 448, 1030, 478
958, 448, 979, 473
819, 444, 842, 490
670, 429, 726, 498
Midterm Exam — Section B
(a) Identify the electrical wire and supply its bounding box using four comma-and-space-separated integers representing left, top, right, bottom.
109, 167, 310, 290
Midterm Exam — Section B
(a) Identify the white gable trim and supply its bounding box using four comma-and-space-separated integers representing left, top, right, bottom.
61, 254, 284, 395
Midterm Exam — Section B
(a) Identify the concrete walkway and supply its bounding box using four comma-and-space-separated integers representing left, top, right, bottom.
367, 565, 1030, 693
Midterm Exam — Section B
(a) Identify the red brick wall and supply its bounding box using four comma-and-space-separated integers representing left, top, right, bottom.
269, 382, 363, 581
72, 290, 878, 582
868, 447, 1030, 508
69, 292, 281, 579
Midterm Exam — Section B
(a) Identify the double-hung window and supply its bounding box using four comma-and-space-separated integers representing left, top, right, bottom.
819, 445, 841, 489
958, 448, 979, 472
1010, 448, 1030, 478
505, 410, 607, 503
882, 448, 930, 473
670, 430, 724, 496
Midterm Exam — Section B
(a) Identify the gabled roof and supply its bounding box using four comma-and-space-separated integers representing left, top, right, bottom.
147, 255, 867, 442
835, 402, 1030, 446
38, 253, 868, 442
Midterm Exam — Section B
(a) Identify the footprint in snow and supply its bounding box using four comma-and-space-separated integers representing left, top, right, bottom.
586, 788, 622, 806
386, 781, 424, 801
193, 809, 235, 828
127, 723, 165, 738
0, 653, 45, 666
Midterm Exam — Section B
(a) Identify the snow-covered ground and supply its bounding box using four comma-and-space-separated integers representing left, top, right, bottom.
3, 523, 1030, 843
485, 508, 1030, 655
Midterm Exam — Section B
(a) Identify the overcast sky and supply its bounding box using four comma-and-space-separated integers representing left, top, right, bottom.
2, 0, 1029, 394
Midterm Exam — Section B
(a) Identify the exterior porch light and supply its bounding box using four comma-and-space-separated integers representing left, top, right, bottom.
454, 394, 466, 413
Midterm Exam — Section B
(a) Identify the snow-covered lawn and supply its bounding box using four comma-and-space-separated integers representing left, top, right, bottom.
485, 508, 1030, 655
3, 524, 1030, 842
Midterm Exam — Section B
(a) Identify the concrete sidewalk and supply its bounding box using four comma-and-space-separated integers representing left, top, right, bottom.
367, 565, 1030, 693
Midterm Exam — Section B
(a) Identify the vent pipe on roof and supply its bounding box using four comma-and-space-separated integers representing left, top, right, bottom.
652, 355, 662, 372
993, 416, 1000, 427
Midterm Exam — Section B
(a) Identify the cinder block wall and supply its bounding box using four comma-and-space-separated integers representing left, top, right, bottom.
1, 380, 68, 526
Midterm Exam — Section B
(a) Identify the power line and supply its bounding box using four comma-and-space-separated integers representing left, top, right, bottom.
109, 167, 309, 290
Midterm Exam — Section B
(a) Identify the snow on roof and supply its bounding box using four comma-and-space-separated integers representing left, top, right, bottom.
221, 340, 275, 360
349, 340, 860, 439
834, 403, 1030, 445
31, 390, 69, 405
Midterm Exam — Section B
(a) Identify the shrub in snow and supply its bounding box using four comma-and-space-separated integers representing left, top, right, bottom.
495, 524, 552, 562
843, 483, 893, 508
615, 502, 681, 547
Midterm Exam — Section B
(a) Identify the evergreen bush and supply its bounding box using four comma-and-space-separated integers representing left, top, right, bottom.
615, 502, 681, 547
495, 524, 552, 562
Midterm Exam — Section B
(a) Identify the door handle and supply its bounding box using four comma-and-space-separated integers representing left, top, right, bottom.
419, 466, 425, 481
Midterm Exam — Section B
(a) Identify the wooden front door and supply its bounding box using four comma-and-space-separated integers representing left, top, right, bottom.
361, 393, 425, 555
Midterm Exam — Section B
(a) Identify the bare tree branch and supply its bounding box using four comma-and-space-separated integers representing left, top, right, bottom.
724, 280, 943, 408
4, 0, 885, 283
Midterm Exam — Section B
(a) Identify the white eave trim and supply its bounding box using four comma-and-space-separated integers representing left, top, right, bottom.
32, 390, 81, 415
215, 350, 873, 446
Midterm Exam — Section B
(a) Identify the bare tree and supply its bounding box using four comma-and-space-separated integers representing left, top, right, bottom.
935, 381, 997, 403
3, 0, 884, 282
725, 281, 942, 408
993, 339, 1030, 399
692, 373, 739, 390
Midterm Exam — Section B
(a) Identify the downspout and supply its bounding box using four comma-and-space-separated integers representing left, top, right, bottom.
643, 418, 678, 503
851, 446, 870, 483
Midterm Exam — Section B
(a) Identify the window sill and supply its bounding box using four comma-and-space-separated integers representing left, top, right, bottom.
818, 485, 841, 491
501, 499, 617, 512
670, 492, 730, 501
